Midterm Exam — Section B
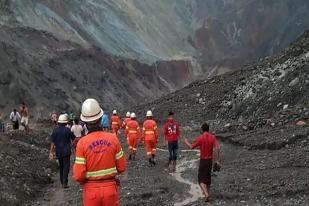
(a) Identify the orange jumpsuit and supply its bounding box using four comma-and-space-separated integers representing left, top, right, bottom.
73, 131, 127, 206
122, 117, 131, 129
125, 120, 140, 155
110, 115, 121, 135
142, 119, 158, 158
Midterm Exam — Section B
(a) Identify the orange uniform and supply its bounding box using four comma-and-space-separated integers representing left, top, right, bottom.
110, 115, 121, 135
142, 119, 158, 158
73, 131, 127, 206
125, 120, 140, 155
122, 117, 131, 129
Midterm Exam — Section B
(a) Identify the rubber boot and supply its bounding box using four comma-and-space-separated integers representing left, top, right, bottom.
151, 154, 156, 166
129, 154, 132, 160
149, 158, 153, 166
132, 154, 136, 161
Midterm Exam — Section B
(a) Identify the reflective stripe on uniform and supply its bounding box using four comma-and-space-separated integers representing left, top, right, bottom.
145, 131, 155, 135
112, 122, 119, 125
128, 130, 137, 133
116, 150, 124, 160
86, 167, 117, 178
75, 157, 86, 164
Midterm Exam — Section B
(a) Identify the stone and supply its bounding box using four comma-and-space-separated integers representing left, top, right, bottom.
296, 120, 306, 126
283, 104, 289, 110
289, 77, 300, 87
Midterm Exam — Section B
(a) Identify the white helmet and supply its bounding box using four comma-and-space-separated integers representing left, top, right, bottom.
80, 98, 104, 122
146, 110, 153, 117
126, 111, 131, 117
113, 110, 117, 115
130, 112, 136, 118
58, 114, 68, 123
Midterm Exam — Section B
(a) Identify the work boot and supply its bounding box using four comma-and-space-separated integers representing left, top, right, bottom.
132, 154, 136, 161
149, 158, 153, 166
128, 154, 132, 160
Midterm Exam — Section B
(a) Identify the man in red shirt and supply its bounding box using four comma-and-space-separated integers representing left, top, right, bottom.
163, 111, 180, 172
183, 122, 220, 202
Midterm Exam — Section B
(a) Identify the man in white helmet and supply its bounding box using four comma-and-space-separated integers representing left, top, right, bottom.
125, 112, 140, 160
110, 109, 121, 135
49, 114, 75, 188
142, 110, 158, 166
73, 99, 127, 206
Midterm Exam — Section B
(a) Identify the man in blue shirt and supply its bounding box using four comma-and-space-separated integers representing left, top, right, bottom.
49, 114, 75, 188
101, 112, 110, 131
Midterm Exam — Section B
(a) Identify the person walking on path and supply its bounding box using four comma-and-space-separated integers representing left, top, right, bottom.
101, 112, 110, 131
142, 110, 158, 166
110, 110, 121, 135
163, 111, 180, 172
125, 113, 140, 160
49, 114, 75, 188
183, 122, 221, 202
71, 118, 84, 149
73, 98, 127, 206
20, 102, 29, 133
10, 109, 21, 130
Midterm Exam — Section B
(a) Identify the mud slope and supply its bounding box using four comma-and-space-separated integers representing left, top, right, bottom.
133, 31, 309, 129
0, 26, 193, 118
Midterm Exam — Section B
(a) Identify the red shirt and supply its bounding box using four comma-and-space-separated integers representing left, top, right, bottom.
163, 119, 180, 142
191, 132, 219, 160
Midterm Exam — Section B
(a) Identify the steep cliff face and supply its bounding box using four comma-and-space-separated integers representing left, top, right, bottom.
0, 0, 308, 116
2, 0, 308, 69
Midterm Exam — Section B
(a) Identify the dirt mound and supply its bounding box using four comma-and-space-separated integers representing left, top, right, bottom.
0, 126, 57, 206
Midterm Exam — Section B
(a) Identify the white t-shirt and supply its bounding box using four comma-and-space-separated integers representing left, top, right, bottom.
71, 124, 84, 138
10, 112, 21, 122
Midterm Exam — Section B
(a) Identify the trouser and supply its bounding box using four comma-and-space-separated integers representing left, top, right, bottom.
58, 155, 70, 185
144, 139, 156, 158
83, 181, 119, 206
168, 141, 178, 161
12, 121, 19, 130
198, 159, 212, 186
112, 127, 119, 134
128, 136, 138, 154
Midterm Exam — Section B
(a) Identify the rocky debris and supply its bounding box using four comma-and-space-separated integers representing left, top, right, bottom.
0, 126, 57, 206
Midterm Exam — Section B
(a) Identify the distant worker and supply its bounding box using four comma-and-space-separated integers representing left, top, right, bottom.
69, 111, 75, 125
49, 114, 75, 188
110, 110, 121, 135
183, 122, 221, 202
10, 109, 21, 130
101, 112, 110, 131
122, 112, 131, 142
122, 112, 131, 129
20, 102, 29, 133
71, 118, 84, 149
163, 111, 180, 172
51, 111, 58, 126
142, 110, 158, 166
125, 113, 140, 160
73, 98, 127, 206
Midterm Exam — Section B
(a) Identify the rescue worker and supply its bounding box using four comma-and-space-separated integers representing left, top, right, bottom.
20, 102, 29, 133
122, 112, 131, 129
142, 110, 158, 166
125, 113, 140, 160
49, 114, 75, 188
163, 111, 180, 172
183, 122, 220, 202
73, 98, 127, 206
110, 110, 121, 135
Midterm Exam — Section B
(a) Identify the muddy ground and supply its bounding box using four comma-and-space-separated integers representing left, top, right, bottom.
1, 121, 308, 206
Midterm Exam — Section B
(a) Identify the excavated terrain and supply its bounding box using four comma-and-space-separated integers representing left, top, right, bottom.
1, 32, 309, 205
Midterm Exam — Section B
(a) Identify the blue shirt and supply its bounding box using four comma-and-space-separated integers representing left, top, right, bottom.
50, 126, 75, 158
101, 114, 109, 128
